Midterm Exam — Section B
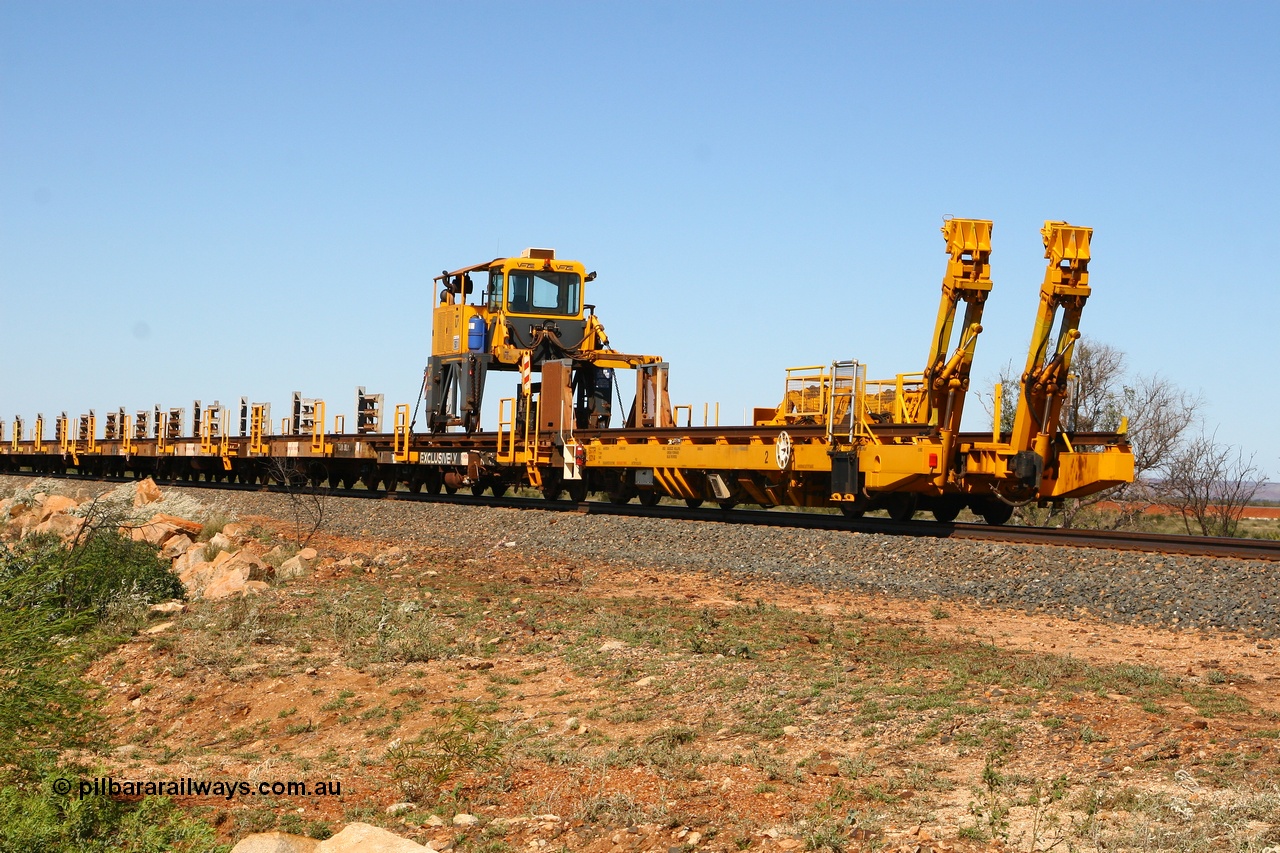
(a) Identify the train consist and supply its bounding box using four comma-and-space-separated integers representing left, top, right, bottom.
0, 219, 1133, 524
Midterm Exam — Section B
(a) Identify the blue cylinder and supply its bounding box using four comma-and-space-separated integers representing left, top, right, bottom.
467, 315, 486, 352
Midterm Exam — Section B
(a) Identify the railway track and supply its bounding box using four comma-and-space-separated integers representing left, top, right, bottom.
7, 470, 1279, 563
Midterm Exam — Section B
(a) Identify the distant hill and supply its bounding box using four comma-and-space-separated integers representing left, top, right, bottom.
1254, 482, 1280, 504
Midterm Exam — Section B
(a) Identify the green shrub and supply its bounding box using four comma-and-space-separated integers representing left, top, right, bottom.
0, 550, 98, 775
3, 530, 183, 620
0, 769, 226, 853
0, 525, 184, 777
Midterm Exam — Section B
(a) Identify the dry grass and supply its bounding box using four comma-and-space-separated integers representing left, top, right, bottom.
85, 524, 1280, 851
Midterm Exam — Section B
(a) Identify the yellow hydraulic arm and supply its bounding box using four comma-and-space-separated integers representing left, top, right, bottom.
1008, 221, 1093, 481
920, 218, 992, 485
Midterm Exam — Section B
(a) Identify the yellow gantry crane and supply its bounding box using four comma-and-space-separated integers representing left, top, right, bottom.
919, 218, 993, 489
1009, 220, 1093, 476
957, 221, 1132, 521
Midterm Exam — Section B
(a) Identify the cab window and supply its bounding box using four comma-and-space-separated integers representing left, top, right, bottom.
486, 271, 503, 310
506, 271, 580, 316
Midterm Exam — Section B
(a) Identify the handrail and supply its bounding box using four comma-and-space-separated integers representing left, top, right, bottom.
311, 401, 332, 455
393, 404, 412, 462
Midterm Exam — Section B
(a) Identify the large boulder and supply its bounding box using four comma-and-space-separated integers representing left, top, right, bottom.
151, 513, 203, 538
277, 547, 317, 581
316, 822, 437, 852
134, 478, 163, 506
172, 547, 209, 578
199, 552, 270, 599
229, 832, 320, 853
176, 549, 226, 594
37, 494, 79, 523
228, 550, 273, 581
135, 521, 182, 546
200, 566, 251, 600
160, 533, 195, 559
277, 556, 306, 580
33, 513, 85, 540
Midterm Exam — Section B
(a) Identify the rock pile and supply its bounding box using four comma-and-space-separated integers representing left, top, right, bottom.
0, 478, 314, 601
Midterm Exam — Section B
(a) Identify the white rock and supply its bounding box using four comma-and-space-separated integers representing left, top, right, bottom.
598, 640, 626, 652
386, 802, 417, 816
147, 601, 186, 618
230, 832, 320, 853
316, 822, 436, 852
634, 676, 656, 687
452, 812, 480, 827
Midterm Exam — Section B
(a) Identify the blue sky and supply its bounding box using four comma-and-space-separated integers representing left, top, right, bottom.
2, 2, 1277, 479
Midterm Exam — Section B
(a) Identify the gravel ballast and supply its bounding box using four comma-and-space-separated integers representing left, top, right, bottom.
4, 475, 1277, 638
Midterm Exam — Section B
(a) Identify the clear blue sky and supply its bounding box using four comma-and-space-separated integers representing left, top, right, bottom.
2, 2, 1277, 479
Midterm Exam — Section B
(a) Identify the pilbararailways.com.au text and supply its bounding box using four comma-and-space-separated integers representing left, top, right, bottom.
53, 776, 343, 800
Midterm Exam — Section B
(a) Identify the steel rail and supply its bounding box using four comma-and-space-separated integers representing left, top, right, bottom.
5, 470, 1276, 563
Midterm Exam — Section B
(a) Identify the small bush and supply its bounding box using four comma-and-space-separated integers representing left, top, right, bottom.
0, 768, 226, 853
3, 530, 183, 620
0, 524, 185, 777
388, 702, 506, 802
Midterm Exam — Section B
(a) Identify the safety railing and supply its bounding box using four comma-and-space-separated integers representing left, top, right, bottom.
497, 394, 541, 465
312, 401, 332, 455
862, 372, 926, 424
393, 404, 412, 462
781, 365, 830, 420
497, 397, 515, 463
